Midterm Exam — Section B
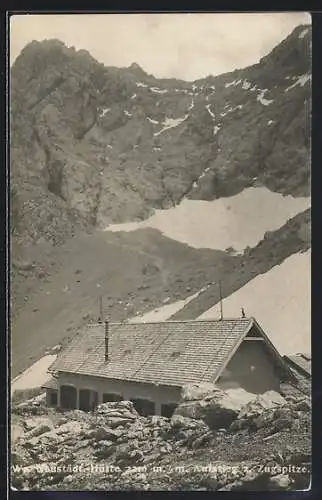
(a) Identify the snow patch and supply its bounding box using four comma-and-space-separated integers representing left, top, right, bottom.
268, 120, 274, 126
130, 290, 202, 323
104, 187, 310, 252
11, 355, 57, 394
213, 125, 221, 135
153, 147, 161, 151
299, 28, 309, 39
199, 250, 311, 355
242, 80, 251, 90
136, 82, 148, 88
99, 107, 110, 118
124, 110, 132, 117
220, 104, 243, 117
130, 93, 137, 99
285, 74, 311, 92
225, 79, 242, 88
154, 114, 189, 137
150, 87, 168, 94
257, 90, 274, 106
188, 100, 194, 110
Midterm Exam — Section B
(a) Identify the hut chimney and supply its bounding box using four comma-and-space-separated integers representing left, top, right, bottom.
105, 320, 109, 362
219, 280, 223, 320
98, 296, 103, 323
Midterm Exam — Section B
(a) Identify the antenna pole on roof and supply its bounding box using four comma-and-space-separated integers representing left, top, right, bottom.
98, 295, 103, 323
219, 280, 223, 320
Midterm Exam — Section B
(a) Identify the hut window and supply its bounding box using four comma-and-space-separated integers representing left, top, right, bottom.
103, 393, 123, 403
49, 389, 58, 407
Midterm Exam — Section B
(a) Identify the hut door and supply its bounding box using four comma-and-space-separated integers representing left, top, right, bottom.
161, 403, 177, 418
79, 389, 91, 411
60, 385, 77, 410
132, 398, 155, 416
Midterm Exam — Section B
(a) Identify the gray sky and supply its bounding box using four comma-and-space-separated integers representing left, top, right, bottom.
10, 12, 310, 81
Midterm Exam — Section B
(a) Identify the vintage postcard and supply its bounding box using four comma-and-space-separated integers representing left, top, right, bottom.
10, 12, 311, 492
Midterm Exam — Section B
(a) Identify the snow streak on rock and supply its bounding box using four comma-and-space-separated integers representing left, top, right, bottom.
242, 80, 251, 90
285, 74, 311, 92
206, 104, 216, 119
150, 87, 168, 94
154, 115, 189, 137
147, 116, 159, 125
299, 28, 309, 39
188, 100, 194, 110
257, 90, 274, 106
99, 107, 110, 118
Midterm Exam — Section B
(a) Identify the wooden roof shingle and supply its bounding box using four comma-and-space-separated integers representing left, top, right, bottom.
49, 317, 292, 387
284, 353, 311, 377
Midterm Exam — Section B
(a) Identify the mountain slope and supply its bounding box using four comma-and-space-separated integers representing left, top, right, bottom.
10, 25, 311, 376
11, 25, 311, 244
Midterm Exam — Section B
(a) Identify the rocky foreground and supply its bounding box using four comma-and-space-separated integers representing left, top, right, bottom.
11, 385, 311, 491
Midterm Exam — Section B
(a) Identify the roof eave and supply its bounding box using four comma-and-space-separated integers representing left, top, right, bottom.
213, 317, 255, 382
250, 318, 299, 383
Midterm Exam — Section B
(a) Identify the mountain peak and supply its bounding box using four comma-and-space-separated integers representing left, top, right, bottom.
128, 62, 147, 75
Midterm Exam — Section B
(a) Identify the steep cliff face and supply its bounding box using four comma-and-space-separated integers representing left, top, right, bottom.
11, 25, 311, 245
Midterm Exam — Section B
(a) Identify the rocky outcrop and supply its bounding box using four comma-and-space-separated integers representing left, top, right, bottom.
11, 390, 311, 491
11, 26, 311, 247
175, 385, 287, 430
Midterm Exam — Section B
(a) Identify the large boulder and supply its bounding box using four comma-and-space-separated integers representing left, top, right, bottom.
95, 400, 139, 417
175, 386, 257, 430
171, 414, 208, 430
229, 390, 288, 431
181, 383, 219, 402
237, 391, 286, 421
177, 386, 288, 431
201, 388, 257, 429
24, 417, 54, 438
89, 426, 123, 442
292, 398, 311, 412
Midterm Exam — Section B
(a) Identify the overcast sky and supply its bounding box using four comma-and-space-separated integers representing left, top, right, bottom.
10, 12, 311, 81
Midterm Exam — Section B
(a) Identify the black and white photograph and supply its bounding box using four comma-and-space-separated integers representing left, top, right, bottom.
10, 12, 311, 492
